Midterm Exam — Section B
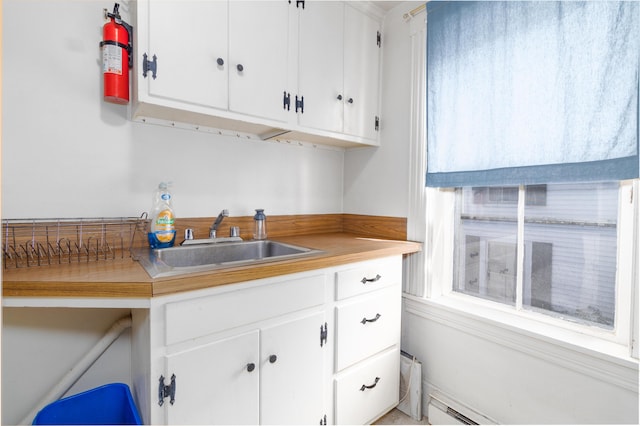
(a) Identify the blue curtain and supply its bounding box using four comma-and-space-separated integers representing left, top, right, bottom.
426, 1, 639, 187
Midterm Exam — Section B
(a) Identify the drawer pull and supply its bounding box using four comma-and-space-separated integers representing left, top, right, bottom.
246, 363, 256, 372
360, 313, 381, 324
269, 354, 278, 364
360, 377, 380, 391
360, 274, 382, 284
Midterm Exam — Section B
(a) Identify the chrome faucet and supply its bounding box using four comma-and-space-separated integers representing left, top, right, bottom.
209, 209, 229, 238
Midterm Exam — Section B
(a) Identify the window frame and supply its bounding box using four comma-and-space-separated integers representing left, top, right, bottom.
425, 181, 637, 349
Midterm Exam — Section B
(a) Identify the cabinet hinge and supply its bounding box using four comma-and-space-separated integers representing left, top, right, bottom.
320, 414, 327, 425
295, 95, 305, 114
158, 374, 176, 406
143, 53, 158, 79
297, 0, 305, 9
320, 322, 328, 347
375, 116, 380, 131
377, 31, 382, 47
283, 91, 291, 111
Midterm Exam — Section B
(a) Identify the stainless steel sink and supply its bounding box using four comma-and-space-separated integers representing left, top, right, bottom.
133, 240, 322, 278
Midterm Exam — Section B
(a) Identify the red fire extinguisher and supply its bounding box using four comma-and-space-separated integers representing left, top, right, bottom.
100, 3, 133, 104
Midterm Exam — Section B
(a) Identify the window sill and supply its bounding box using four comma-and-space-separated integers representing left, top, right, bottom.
403, 293, 639, 392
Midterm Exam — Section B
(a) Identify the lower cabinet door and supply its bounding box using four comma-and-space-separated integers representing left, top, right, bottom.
165, 330, 260, 425
260, 311, 326, 425
334, 347, 400, 425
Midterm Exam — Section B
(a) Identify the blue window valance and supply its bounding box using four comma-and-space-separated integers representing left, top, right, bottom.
426, 1, 639, 187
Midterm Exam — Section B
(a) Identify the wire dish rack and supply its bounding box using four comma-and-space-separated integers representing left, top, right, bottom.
2, 215, 149, 269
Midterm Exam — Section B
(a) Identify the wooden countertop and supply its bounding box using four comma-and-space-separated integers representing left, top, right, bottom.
2, 233, 421, 299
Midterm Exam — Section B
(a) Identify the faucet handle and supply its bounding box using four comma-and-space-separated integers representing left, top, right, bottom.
185, 228, 194, 240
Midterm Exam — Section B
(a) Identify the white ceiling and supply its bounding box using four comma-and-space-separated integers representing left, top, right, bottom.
373, 1, 403, 12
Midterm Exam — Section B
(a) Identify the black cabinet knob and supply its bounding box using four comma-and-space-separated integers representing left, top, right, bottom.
269, 354, 277, 364
216, 57, 224, 66
246, 363, 255, 372
348, 97, 354, 104
337, 94, 343, 101
237, 64, 244, 72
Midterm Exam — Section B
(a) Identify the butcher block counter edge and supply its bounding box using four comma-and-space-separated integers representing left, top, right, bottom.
2, 233, 422, 301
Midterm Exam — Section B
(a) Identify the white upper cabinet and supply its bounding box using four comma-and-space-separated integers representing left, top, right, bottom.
228, 1, 292, 123
144, 0, 228, 110
297, 2, 381, 142
134, 0, 382, 147
343, 4, 381, 141
297, 1, 344, 134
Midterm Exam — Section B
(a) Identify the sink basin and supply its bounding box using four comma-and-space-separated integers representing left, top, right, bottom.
133, 240, 322, 278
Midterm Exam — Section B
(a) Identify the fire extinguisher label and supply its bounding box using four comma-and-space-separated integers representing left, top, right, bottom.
102, 44, 123, 75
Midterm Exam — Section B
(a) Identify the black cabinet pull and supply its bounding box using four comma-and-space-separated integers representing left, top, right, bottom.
360, 377, 380, 391
337, 94, 343, 100
347, 97, 354, 104
269, 354, 277, 364
246, 363, 255, 372
237, 64, 244, 72
361, 274, 381, 284
216, 57, 224, 66
360, 313, 381, 324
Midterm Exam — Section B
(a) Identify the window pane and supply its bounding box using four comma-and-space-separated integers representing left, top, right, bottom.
523, 182, 618, 328
454, 187, 518, 305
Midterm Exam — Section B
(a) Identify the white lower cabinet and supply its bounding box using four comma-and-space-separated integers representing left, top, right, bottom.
332, 257, 403, 424
334, 347, 400, 425
162, 311, 326, 425
260, 312, 326, 424
335, 285, 401, 372
165, 330, 260, 425
132, 256, 402, 425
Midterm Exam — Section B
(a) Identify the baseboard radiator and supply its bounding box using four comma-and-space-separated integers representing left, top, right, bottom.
427, 393, 496, 425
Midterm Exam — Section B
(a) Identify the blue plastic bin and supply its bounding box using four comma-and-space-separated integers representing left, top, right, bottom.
32, 383, 142, 425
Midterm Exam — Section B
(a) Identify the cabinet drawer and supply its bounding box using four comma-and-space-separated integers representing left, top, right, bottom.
165, 274, 325, 346
334, 347, 400, 425
335, 285, 401, 372
335, 256, 402, 300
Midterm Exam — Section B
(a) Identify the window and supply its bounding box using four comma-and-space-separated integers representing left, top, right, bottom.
404, 0, 638, 358
454, 182, 619, 329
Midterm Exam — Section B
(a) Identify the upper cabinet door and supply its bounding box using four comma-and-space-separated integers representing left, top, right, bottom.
343, 4, 381, 140
146, 0, 228, 110
228, 1, 291, 123
297, 1, 344, 134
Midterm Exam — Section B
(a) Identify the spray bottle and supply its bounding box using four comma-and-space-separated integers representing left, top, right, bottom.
148, 182, 176, 248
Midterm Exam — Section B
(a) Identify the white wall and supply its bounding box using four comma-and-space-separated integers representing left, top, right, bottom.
2, 0, 344, 219
403, 299, 640, 424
